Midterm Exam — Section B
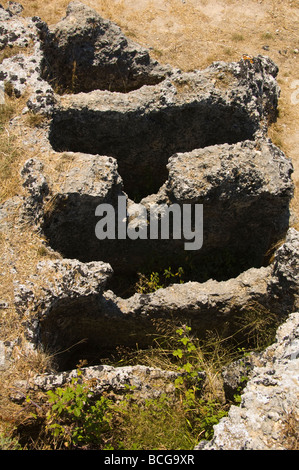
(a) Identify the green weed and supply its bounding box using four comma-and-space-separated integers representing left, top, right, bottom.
0, 432, 22, 450
17, 304, 281, 450
136, 266, 185, 293
44, 369, 113, 449
21, 326, 229, 450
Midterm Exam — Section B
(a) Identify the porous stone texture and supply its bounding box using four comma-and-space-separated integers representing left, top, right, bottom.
21, 138, 294, 296
0, 3, 28, 49
6, 2, 297, 368
146, 138, 293, 277
6, 2, 24, 16
0, 1, 280, 126
0, 6, 56, 114
14, 258, 113, 348
49, 56, 281, 199
20, 158, 49, 226
13, 228, 299, 371
102, 227, 299, 327
31, 365, 180, 401
198, 312, 299, 450
40, 153, 126, 265
38, 0, 169, 94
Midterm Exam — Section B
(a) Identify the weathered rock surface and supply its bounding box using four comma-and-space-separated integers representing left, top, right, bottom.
20, 158, 49, 226
10, 1, 296, 373
146, 138, 293, 277
49, 56, 281, 200
38, 0, 169, 94
14, 257, 113, 349
31, 364, 179, 401
103, 227, 299, 326
40, 153, 126, 265
198, 311, 299, 450
23, 138, 294, 296
0, 7, 56, 113
0, 3, 28, 49
0, 1, 281, 128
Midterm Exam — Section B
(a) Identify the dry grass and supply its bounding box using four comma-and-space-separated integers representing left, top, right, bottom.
0, 95, 28, 202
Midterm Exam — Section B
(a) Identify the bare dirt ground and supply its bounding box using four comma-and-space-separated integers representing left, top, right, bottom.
13, 0, 299, 219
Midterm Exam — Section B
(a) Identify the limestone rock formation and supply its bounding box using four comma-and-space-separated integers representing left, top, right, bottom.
49, 56, 281, 199
0, 3, 28, 49
21, 138, 294, 297
40, 153, 125, 265
149, 139, 293, 277
14, 257, 113, 350
20, 158, 49, 225
13, 228, 299, 371
0, 7, 55, 113
38, 0, 169, 94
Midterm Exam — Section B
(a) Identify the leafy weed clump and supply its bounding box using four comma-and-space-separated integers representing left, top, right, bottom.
14, 325, 229, 450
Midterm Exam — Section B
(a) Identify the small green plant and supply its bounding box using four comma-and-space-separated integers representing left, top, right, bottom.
233, 372, 250, 404
0, 432, 22, 450
173, 325, 200, 388
171, 325, 228, 441
137, 271, 163, 293
45, 369, 113, 449
23, 325, 231, 450
107, 325, 227, 449
164, 266, 184, 282
136, 266, 184, 293
110, 392, 194, 450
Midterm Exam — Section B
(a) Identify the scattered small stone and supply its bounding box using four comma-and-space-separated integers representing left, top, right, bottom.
6, 1, 24, 16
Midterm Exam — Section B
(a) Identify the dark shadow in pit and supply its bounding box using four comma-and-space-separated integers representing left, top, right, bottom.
42, 192, 290, 299
44, 84, 290, 299
37, 287, 289, 373
36, 292, 228, 372
39, 294, 159, 372
41, 58, 165, 95
39, 30, 166, 95
49, 102, 258, 201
